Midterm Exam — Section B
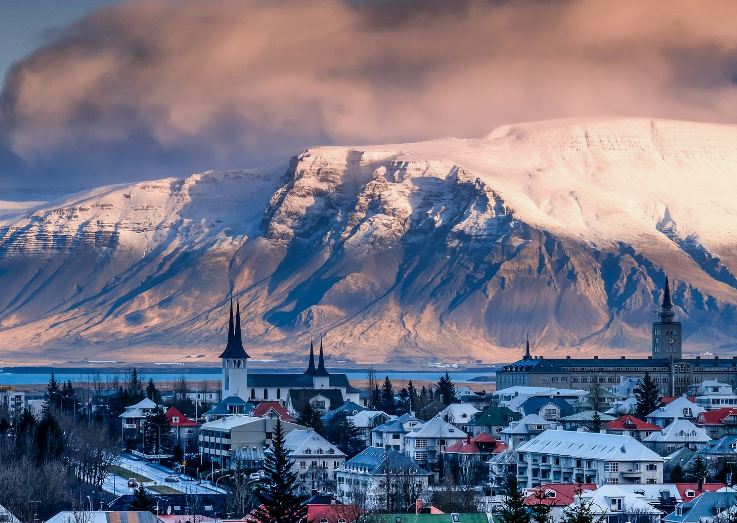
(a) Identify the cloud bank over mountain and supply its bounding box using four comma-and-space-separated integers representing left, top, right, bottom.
3, 0, 737, 188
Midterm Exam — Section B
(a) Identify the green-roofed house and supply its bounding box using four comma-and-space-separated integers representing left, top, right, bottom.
466, 406, 522, 437
360, 513, 489, 523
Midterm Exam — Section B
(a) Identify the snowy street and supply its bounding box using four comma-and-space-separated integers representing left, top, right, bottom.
101, 454, 227, 496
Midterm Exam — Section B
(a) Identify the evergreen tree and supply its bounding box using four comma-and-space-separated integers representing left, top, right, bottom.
407, 380, 418, 413
144, 406, 173, 456
634, 371, 661, 420
15, 408, 36, 451
369, 386, 381, 411
32, 410, 65, 465
669, 463, 685, 483
251, 419, 307, 523
129, 368, 143, 395
297, 401, 324, 435
0, 417, 9, 435
689, 456, 709, 484
590, 412, 603, 433
381, 377, 396, 414
498, 475, 530, 523
397, 387, 410, 415
560, 486, 606, 523
46, 373, 61, 411
529, 487, 553, 523
437, 372, 456, 405
146, 378, 162, 404
127, 487, 157, 511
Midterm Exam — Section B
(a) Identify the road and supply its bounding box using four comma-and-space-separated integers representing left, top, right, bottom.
101, 453, 227, 496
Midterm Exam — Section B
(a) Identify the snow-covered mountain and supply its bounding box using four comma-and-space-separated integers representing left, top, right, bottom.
2, 118, 737, 365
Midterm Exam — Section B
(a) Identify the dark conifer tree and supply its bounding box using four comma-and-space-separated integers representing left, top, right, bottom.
33, 411, 65, 465
127, 487, 157, 511
635, 371, 661, 420
15, 408, 36, 451
381, 377, 396, 414
369, 385, 381, 411
669, 464, 685, 482
498, 475, 530, 523
297, 402, 324, 435
45, 373, 61, 412
144, 406, 173, 455
252, 419, 307, 523
437, 372, 456, 406
560, 485, 605, 523
407, 380, 418, 413
590, 412, 603, 433
146, 378, 162, 404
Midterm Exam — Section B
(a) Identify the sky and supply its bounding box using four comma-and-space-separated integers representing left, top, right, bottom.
2, 0, 737, 193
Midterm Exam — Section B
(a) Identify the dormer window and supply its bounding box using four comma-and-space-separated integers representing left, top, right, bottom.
173, 417, 179, 423
685, 490, 695, 497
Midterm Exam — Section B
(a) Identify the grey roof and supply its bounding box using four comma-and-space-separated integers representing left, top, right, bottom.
560, 411, 616, 422
246, 372, 354, 389
46, 513, 164, 523
288, 388, 344, 414
665, 492, 737, 523
341, 447, 430, 476
204, 396, 253, 416
502, 357, 673, 373
373, 414, 421, 434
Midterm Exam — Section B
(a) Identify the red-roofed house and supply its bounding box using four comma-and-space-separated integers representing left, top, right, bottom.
695, 408, 737, 439
442, 433, 507, 484
673, 482, 726, 501
166, 406, 200, 448
306, 504, 363, 523
250, 401, 295, 422
603, 415, 661, 441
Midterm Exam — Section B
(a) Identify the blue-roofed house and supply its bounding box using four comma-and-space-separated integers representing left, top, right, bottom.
336, 447, 431, 511
664, 491, 737, 523
203, 396, 254, 422
519, 396, 574, 421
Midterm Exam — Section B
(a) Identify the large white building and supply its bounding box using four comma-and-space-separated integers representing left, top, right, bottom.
515, 428, 664, 488
283, 429, 345, 495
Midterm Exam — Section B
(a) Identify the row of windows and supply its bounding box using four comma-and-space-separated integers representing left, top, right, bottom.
250, 388, 281, 400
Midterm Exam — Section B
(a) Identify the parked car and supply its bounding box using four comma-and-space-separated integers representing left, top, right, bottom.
249, 470, 265, 481
164, 475, 180, 482
128, 478, 138, 488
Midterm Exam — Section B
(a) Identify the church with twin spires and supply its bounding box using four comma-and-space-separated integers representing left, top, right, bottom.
214, 300, 361, 417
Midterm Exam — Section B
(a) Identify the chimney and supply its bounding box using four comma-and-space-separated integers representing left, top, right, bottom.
621, 356, 626, 360
466, 434, 471, 444
594, 356, 599, 360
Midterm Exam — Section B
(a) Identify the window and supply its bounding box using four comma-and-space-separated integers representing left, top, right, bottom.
251, 388, 255, 400
416, 439, 428, 448
317, 449, 324, 455
415, 451, 427, 461
172, 416, 179, 423
305, 449, 312, 455
605, 462, 619, 472
300, 461, 306, 469
646, 463, 657, 471
277, 388, 281, 399
264, 388, 268, 399
606, 478, 619, 484
685, 490, 695, 497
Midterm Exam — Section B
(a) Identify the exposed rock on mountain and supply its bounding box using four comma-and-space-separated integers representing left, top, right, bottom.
1, 118, 736, 364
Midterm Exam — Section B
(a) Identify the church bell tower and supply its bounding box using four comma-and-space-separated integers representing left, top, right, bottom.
652, 277, 682, 360
220, 300, 250, 400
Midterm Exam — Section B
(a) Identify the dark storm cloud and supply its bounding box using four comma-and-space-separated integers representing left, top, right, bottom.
2, 0, 737, 188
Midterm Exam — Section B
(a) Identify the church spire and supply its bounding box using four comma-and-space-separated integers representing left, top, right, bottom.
314, 339, 330, 377
659, 276, 675, 324
305, 340, 317, 375
228, 299, 234, 346
235, 301, 242, 346
523, 334, 531, 360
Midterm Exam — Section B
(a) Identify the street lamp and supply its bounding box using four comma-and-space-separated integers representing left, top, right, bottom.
86, 496, 92, 512
216, 475, 231, 488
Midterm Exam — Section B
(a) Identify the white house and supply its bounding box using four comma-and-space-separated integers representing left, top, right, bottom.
695, 381, 737, 411
403, 417, 466, 472
647, 398, 705, 428
349, 410, 394, 447
283, 430, 345, 495
500, 414, 558, 448
119, 398, 159, 440
571, 486, 662, 523
644, 419, 711, 455
515, 428, 664, 488
436, 404, 479, 431
371, 414, 423, 452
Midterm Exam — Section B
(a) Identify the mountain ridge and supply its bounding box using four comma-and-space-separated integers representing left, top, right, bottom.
1, 118, 737, 364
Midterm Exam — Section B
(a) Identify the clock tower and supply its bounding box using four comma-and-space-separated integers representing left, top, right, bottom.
652, 277, 682, 360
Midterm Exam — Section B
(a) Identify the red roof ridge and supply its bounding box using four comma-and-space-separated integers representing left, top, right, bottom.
603, 415, 661, 431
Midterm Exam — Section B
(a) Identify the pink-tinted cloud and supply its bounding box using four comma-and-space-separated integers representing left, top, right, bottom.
3, 0, 737, 186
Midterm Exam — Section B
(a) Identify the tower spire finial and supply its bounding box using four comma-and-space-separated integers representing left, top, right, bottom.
662, 276, 673, 310
523, 334, 531, 360
228, 298, 234, 345
314, 339, 329, 377
305, 340, 317, 375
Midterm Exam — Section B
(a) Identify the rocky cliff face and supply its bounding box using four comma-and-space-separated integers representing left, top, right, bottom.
1, 118, 737, 364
